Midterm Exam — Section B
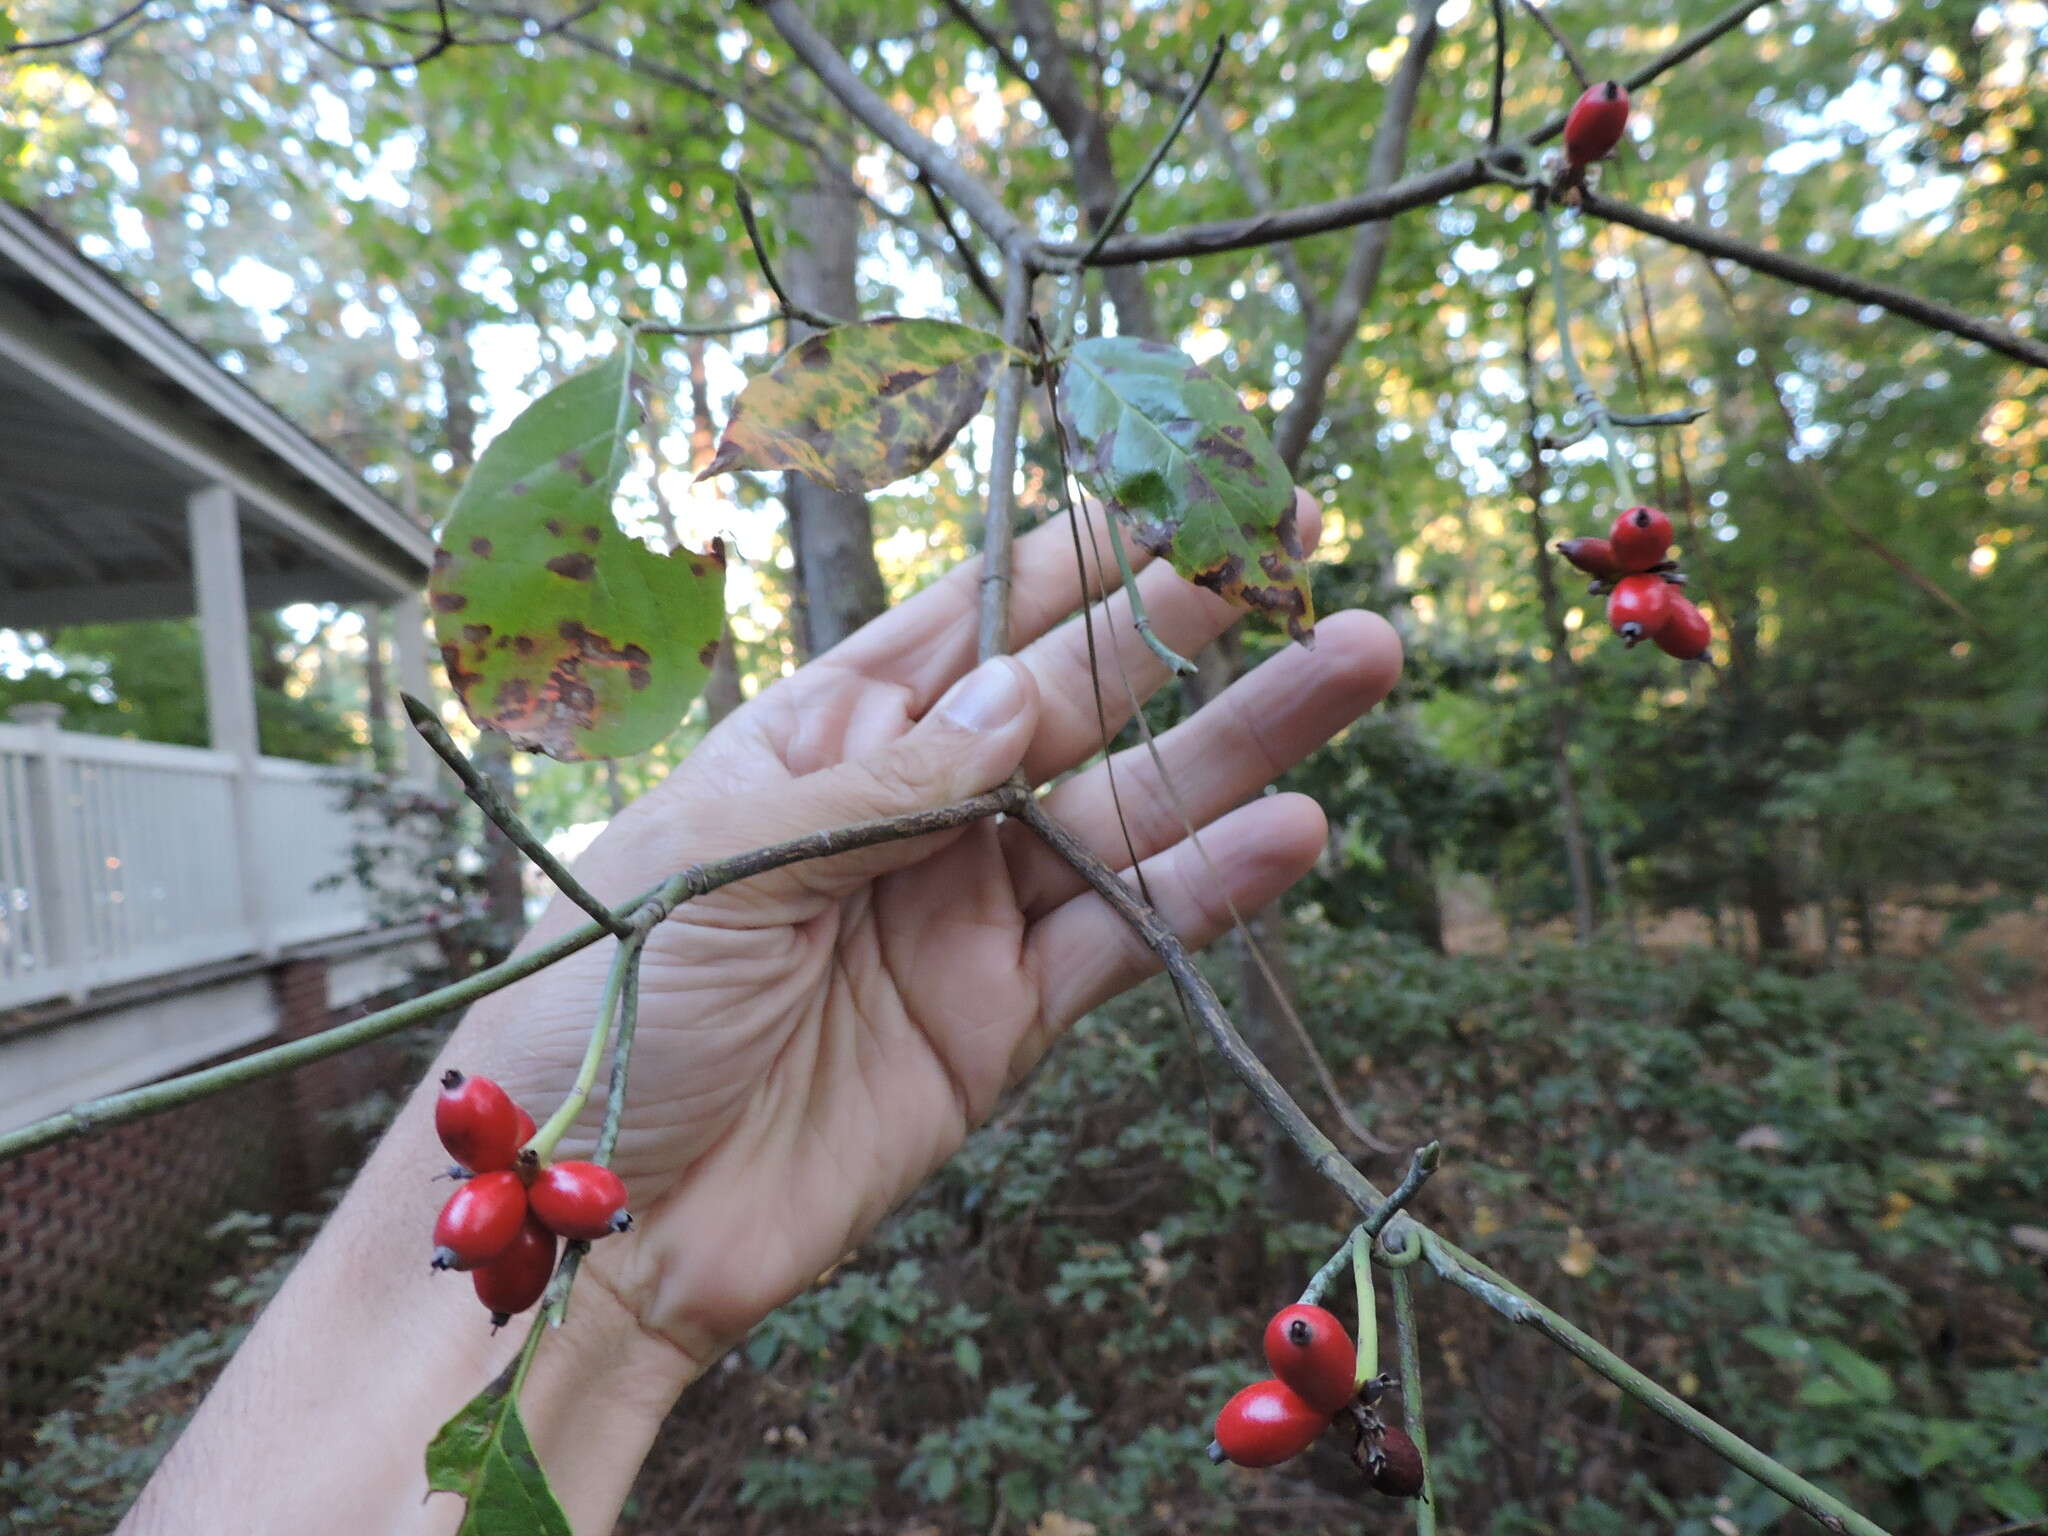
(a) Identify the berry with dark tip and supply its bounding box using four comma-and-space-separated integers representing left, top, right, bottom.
1655, 592, 1713, 661
1609, 505, 1674, 572
529, 1161, 633, 1241
1608, 574, 1673, 646
431, 1170, 528, 1271
472, 1216, 559, 1327
1556, 536, 1623, 581
435, 1070, 526, 1174
1213, 1378, 1329, 1468
1564, 81, 1630, 167
1263, 1304, 1359, 1414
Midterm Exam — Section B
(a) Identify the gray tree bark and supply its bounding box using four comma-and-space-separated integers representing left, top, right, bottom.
779, 172, 889, 659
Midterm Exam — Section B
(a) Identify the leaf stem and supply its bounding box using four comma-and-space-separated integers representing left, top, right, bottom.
1102, 510, 1197, 675
1542, 199, 1636, 506
401, 693, 629, 939
1353, 1227, 1378, 1385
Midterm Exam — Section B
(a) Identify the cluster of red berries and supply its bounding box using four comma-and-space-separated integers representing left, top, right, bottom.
1207, 1304, 1425, 1500
431, 1070, 634, 1328
1563, 80, 1630, 171
1557, 505, 1713, 661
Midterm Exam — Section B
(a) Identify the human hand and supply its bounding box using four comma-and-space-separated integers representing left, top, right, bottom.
451, 490, 1402, 1374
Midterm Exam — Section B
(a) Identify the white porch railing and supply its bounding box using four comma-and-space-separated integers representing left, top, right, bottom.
0, 721, 378, 1013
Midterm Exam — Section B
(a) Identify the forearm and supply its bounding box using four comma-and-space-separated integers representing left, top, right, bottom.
121, 1048, 700, 1536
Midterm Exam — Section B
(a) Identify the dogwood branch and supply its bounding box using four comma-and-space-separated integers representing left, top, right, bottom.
0, 786, 1027, 1165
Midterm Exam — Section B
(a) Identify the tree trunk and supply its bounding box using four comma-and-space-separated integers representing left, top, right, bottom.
780, 172, 889, 659
1745, 843, 1794, 955
438, 325, 526, 957
362, 605, 394, 774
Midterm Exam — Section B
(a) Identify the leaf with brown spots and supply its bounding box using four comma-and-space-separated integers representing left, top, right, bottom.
699, 318, 1012, 492
427, 339, 725, 761
1056, 337, 1314, 644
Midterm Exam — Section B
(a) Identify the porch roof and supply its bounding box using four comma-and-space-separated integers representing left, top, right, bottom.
0, 202, 434, 629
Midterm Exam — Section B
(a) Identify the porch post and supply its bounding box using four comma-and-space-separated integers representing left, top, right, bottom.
187, 483, 270, 954
391, 594, 436, 785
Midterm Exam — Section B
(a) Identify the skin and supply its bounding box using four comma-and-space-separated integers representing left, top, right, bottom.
120, 490, 1402, 1534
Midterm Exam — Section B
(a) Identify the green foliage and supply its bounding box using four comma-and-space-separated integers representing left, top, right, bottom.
661, 930, 2047, 1532
425, 1367, 572, 1536
0, 619, 360, 764
429, 342, 726, 762
1059, 336, 1315, 643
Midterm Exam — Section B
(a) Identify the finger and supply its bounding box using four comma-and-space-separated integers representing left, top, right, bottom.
824, 495, 1165, 707
1015, 491, 1327, 785
602, 656, 1041, 912
1011, 794, 1328, 1080
830, 487, 1322, 717
1004, 609, 1401, 918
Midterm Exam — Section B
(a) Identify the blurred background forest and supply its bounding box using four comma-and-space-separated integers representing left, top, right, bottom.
1, 0, 2044, 1531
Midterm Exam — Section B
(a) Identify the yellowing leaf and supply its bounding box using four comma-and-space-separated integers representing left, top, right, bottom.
701, 317, 1009, 492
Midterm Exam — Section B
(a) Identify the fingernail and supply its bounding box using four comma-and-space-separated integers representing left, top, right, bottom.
935, 657, 1026, 732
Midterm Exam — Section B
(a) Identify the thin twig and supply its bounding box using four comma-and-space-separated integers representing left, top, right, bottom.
1517, 0, 1591, 89
594, 942, 644, 1167
914, 170, 1006, 318
1486, 0, 1509, 145
1390, 1267, 1439, 1530
978, 258, 1037, 662
733, 178, 843, 331
4, 0, 152, 52
1299, 1143, 1441, 1304
1582, 189, 2048, 372
1057, 36, 1226, 275
402, 693, 629, 939
1018, 797, 1893, 1535
0, 786, 1025, 1164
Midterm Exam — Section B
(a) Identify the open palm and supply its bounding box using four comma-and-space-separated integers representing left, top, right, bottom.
450, 493, 1401, 1369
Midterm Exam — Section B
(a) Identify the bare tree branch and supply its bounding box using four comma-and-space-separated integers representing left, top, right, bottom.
754, 0, 1028, 251
1582, 189, 2048, 371
4, 0, 153, 53
1273, 0, 1441, 467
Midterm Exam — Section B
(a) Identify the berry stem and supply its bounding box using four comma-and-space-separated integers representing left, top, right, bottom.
526, 931, 648, 1165
1542, 200, 1637, 507
1392, 1267, 1438, 1528
1352, 1226, 1378, 1386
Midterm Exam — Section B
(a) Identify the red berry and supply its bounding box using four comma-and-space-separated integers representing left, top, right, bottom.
529, 1161, 633, 1241
1555, 536, 1623, 582
1608, 505, 1674, 572
435, 1070, 526, 1173
1655, 593, 1713, 661
1370, 1425, 1427, 1498
1607, 574, 1674, 646
471, 1216, 559, 1327
1213, 1378, 1329, 1468
511, 1103, 536, 1152
1262, 1304, 1359, 1414
1564, 81, 1630, 166
432, 1170, 528, 1271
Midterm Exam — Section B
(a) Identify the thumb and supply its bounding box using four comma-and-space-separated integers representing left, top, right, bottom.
741, 656, 1041, 898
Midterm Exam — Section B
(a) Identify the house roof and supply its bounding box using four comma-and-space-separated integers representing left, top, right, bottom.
0, 201, 435, 628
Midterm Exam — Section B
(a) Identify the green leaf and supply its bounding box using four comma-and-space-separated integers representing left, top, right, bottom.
953, 1336, 982, 1380
429, 338, 726, 761
1739, 1325, 1812, 1361
701, 318, 1009, 492
1057, 336, 1314, 644
1810, 1339, 1893, 1403
425, 1375, 572, 1536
